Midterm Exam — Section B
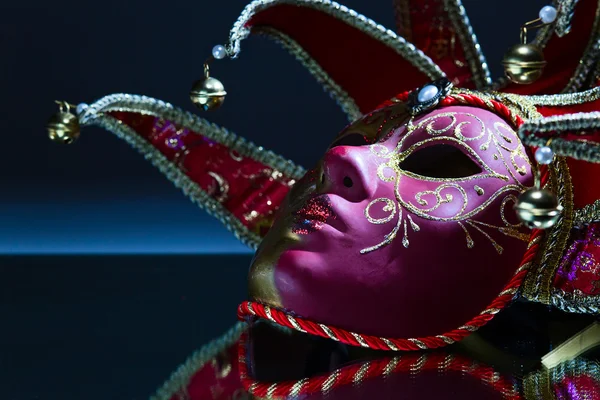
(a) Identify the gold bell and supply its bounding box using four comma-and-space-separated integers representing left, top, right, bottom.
189, 64, 227, 111
47, 101, 80, 144
502, 44, 546, 85
502, 7, 556, 85
514, 188, 563, 229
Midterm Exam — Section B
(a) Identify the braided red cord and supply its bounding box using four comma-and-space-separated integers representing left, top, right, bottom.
238, 332, 522, 399
237, 92, 550, 361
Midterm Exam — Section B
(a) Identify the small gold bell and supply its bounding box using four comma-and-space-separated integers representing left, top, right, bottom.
503, 44, 546, 84
189, 64, 227, 111
514, 188, 563, 229
47, 101, 80, 144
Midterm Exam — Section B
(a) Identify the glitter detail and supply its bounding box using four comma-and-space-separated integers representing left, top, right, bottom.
291, 195, 335, 234
407, 214, 421, 231
402, 219, 410, 248
556, 224, 600, 297
458, 221, 475, 249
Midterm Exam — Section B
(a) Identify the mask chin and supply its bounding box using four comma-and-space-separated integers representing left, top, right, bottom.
246, 319, 385, 382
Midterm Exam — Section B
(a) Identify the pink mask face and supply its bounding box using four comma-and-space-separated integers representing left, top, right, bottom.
248, 104, 534, 339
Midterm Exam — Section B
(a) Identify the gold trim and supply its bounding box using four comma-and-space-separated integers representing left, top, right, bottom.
254, 26, 362, 122
523, 368, 556, 400
521, 157, 574, 304
226, 0, 445, 81
80, 94, 306, 250
574, 199, 600, 225
149, 323, 246, 400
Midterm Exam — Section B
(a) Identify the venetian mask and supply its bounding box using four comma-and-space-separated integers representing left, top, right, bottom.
48, 0, 600, 360
248, 97, 534, 340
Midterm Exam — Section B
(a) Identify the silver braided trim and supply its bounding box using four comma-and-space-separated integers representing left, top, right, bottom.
556, 0, 581, 37
80, 94, 305, 180
550, 289, 600, 314
79, 94, 306, 250
443, 0, 492, 89
149, 323, 246, 400
255, 26, 362, 122
551, 358, 600, 381
523, 86, 600, 106
226, 0, 445, 81
574, 199, 600, 225
518, 112, 600, 163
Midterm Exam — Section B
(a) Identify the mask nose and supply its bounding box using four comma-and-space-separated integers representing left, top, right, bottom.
316, 146, 375, 202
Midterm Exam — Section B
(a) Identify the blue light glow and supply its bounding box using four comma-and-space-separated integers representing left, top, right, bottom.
2, 198, 254, 254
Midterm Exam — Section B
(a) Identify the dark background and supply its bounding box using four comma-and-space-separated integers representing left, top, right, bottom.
1, 0, 546, 253
1, 1, 548, 399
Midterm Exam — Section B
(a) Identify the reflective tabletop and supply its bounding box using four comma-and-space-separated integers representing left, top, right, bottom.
4, 256, 599, 400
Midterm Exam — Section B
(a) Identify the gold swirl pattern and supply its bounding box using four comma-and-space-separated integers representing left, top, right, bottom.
360, 111, 532, 254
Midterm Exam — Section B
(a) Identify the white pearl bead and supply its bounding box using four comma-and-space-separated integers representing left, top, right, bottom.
539, 5, 557, 24
535, 146, 554, 164
76, 103, 88, 114
212, 45, 227, 60
417, 85, 439, 103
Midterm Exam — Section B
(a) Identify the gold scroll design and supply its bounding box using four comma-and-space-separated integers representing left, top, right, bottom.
361, 112, 531, 254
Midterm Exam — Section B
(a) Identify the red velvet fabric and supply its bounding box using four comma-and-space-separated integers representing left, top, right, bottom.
248, 5, 432, 113
502, 0, 599, 94
554, 223, 600, 296
568, 159, 600, 209
393, 0, 474, 88
110, 112, 293, 237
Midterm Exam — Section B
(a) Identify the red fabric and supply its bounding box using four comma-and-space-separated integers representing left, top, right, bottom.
394, 0, 474, 87
553, 375, 600, 400
502, 0, 599, 95
568, 159, 600, 208
110, 112, 293, 237
554, 223, 600, 296
249, 5, 432, 113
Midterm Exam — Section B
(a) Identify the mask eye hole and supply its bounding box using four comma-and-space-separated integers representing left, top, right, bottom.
330, 133, 369, 148
399, 144, 482, 178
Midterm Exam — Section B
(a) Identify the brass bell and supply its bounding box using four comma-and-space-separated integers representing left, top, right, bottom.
47, 101, 80, 144
514, 188, 563, 229
189, 64, 226, 111
502, 44, 546, 84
